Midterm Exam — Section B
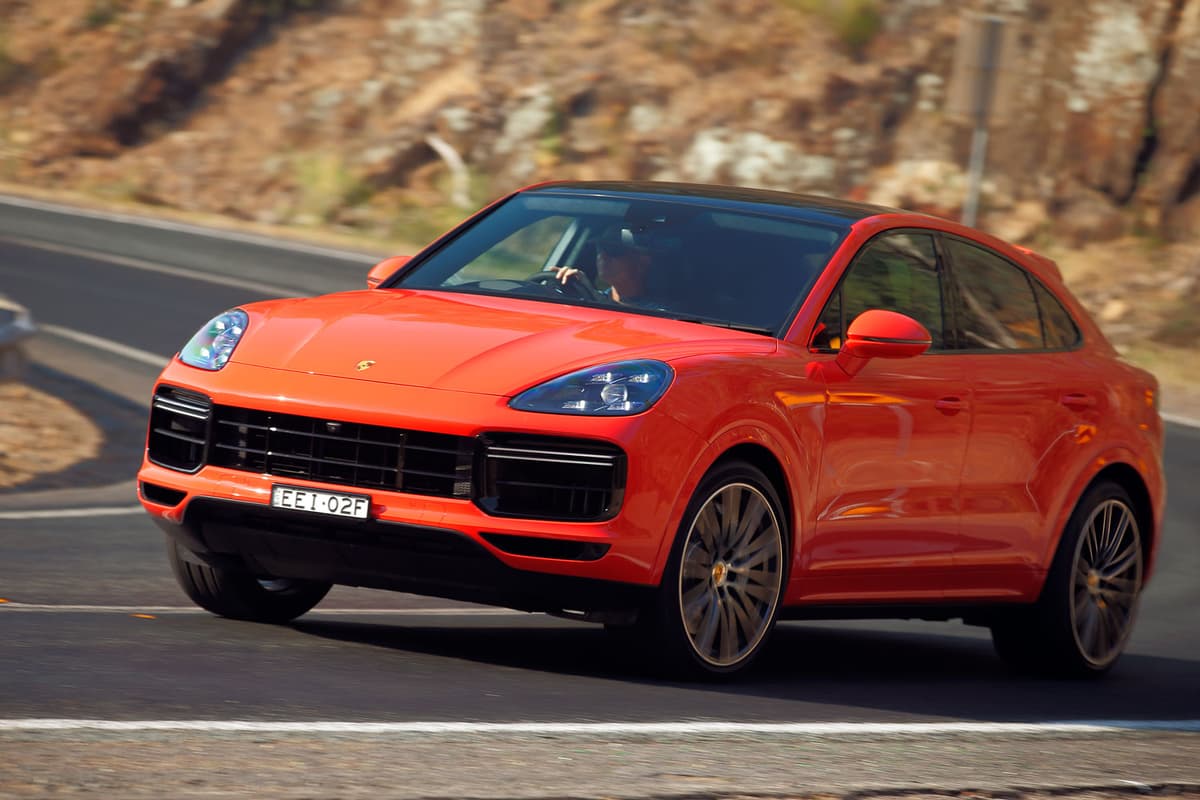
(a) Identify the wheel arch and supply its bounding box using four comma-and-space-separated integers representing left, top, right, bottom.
1043, 458, 1159, 586
712, 443, 795, 554
650, 434, 803, 586
1087, 462, 1157, 577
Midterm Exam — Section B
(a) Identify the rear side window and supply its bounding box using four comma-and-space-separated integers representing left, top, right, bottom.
945, 239, 1042, 351
1032, 280, 1081, 349
813, 232, 946, 351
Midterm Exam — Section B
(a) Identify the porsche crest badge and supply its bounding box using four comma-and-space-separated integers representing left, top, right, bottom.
355, 360, 376, 372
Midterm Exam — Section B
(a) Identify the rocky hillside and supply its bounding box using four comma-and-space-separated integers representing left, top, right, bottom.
0, 0, 1197, 358
0, 0, 1196, 235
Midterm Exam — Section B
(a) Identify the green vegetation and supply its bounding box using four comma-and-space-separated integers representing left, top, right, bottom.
782, 0, 883, 58
83, 0, 120, 30
538, 108, 565, 163
1153, 301, 1200, 347
290, 152, 373, 225
384, 169, 490, 246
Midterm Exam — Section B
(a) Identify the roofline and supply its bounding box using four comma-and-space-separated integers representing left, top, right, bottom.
522, 180, 899, 222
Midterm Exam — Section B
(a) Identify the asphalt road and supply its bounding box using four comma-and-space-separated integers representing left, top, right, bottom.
0, 195, 1197, 798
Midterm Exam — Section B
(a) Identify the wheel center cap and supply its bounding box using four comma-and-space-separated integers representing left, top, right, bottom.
711, 562, 729, 586
1086, 571, 1100, 592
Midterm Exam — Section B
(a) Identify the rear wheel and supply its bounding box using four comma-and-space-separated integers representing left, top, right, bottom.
167, 539, 331, 623
991, 481, 1143, 676
640, 461, 788, 678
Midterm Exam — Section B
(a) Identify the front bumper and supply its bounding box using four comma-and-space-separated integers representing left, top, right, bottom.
148, 494, 654, 613
137, 360, 705, 605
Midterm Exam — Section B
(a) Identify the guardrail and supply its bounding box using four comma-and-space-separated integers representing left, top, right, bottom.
0, 295, 35, 382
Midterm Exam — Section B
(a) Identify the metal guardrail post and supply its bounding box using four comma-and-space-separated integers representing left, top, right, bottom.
0, 296, 36, 382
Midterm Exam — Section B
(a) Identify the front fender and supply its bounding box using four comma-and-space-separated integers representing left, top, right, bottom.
649, 354, 824, 583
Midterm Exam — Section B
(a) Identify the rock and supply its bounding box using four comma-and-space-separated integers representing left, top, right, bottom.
675, 128, 836, 193
988, 200, 1048, 244
866, 159, 967, 216
1133, 0, 1200, 236
1056, 187, 1127, 246
627, 104, 664, 137
1099, 298, 1130, 322
494, 88, 553, 156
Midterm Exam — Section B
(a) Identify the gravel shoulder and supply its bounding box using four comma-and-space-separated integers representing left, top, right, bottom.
1, 730, 1198, 799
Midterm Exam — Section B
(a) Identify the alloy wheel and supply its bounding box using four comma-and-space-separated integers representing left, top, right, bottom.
1069, 498, 1142, 668
678, 482, 783, 667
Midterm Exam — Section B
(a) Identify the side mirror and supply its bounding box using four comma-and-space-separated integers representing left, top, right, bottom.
835, 309, 931, 376
366, 255, 412, 289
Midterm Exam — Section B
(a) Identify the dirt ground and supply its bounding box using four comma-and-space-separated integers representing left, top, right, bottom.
0, 381, 102, 490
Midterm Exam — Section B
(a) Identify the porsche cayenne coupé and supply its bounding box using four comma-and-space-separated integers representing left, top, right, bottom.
138, 182, 1164, 677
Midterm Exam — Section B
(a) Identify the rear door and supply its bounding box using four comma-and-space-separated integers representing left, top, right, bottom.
940, 236, 1091, 599
801, 231, 971, 602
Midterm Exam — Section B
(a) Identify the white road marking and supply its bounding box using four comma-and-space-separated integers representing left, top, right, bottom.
0, 602, 525, 616
1162, 412, 1200, 430
0, 505, 145, 520
39, 323, 169, 368
0, 719, 1198, 735
0, 234, 303, 297
0, 194, 380, 263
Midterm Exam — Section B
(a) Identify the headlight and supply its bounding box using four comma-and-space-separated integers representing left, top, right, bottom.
179, 309, 248, 371
510, 360, 674, 416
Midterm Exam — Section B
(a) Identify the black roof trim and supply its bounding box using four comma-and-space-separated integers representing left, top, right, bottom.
523, 180, 899, 222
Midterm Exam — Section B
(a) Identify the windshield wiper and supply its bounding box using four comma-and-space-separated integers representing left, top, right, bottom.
668, 315, 774, 336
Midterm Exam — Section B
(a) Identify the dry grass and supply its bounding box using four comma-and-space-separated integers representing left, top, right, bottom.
0, 382, 102, 489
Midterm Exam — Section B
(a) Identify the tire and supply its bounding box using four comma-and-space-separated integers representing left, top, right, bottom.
167, 539, 331, 624
991, 481, 1143, 677
640, 460, 788, 679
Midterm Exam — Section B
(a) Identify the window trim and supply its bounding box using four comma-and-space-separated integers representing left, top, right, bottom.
937, 232, 1083, 355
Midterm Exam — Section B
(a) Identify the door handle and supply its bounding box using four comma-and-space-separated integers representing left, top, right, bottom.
1060, 392, 1096, 410
935, 396, 966, 414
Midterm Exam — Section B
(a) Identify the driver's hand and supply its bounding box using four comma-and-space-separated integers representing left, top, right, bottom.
554, 266, 582, 285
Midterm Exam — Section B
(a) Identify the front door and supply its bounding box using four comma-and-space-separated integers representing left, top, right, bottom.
797, 232, 970, 603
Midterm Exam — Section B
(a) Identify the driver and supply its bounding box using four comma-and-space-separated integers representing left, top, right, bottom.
554, 233, 662, 308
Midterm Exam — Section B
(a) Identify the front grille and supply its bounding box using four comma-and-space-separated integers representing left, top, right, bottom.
147, 387, 212, 472
477, 435, 626, 522
147, 387, 626, 522
209, 407, 474, 498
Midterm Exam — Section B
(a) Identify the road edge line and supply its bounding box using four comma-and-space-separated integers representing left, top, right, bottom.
0, 234, 303, 297
0, 193, 381, 264
1, 719, 1199, 735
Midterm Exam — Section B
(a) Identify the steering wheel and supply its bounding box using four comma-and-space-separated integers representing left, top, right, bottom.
526, 269, 608, 303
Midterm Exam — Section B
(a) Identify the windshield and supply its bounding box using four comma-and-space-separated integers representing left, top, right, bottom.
393, 191, 846, 335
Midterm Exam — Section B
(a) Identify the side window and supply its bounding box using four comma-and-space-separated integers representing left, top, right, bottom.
946, 239, 1043, 350
1032, 280, 1081, 349
812, 233, 945, 352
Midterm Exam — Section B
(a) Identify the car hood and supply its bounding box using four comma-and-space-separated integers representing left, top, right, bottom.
232, 290, 776, 395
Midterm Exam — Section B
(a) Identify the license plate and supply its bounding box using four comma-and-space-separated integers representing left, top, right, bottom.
270, 485, 370, 520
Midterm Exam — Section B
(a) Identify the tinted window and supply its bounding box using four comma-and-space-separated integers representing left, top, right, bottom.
946, 239, 1042, 351
813, 233, 944, 351
1032, 280, 1081, 349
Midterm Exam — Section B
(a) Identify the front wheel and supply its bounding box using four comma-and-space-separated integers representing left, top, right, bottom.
167, 539, 331, 623
641, 461, 788, 678
991, 481, 1143, 676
